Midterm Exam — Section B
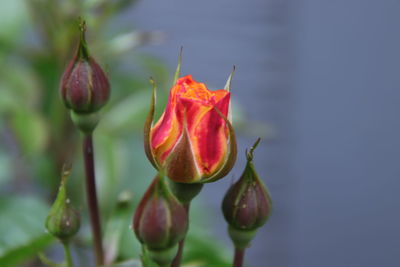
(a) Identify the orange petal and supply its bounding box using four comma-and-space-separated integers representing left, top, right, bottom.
151, 87, 182, 165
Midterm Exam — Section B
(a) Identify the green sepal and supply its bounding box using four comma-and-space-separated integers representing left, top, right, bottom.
228, 226, 257, 250
143, 78, 159, 170
173, 47, 183, 85
224, 65, 236, 92
70, 111, 99, 134
77, 18, 90, 61
167, 180, 203, 204
146, 245, 179, 267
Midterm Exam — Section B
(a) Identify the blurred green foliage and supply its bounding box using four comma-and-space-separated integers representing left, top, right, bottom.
0, 0, 232, 266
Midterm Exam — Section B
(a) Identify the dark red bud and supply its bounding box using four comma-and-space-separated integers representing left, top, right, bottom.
60, 21, 110, 114
222, 139, 272, 231
133, 175, 188, 251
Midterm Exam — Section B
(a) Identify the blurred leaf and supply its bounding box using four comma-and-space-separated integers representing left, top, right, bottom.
0, 0, 29, 43
140, 247, 157, 267
0, 195, 54, 267
96, 134, 121, 217
9, 108, 48, 155
137, 54, 170, 87
180, 200, 231, 267
103, 191, 138, 264
0, 62, 40, 113
110, 259, 142, 267
0, 152, 12, 186
100, 91, 150, 134
183, 232, 231, 267
106, 31, 165, 56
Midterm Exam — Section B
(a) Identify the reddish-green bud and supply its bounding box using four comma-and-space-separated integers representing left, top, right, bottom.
133, 175, 188, 266
60, 20, 110, 114
222, 139, 272, 248
46, 166, 80, 242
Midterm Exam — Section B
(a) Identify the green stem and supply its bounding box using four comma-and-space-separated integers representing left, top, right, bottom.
83, 134, 104, 265
170, 203, 190, 267
233, 248, 245, 267
62, 242, 73, 267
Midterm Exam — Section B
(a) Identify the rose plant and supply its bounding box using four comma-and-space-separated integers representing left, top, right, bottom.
40, 22, 272, 267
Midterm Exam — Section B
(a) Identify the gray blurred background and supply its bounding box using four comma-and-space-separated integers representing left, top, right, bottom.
126, 0, 400, 266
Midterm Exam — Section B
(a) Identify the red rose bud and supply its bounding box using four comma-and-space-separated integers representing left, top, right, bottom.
46, 166, 80, 242
144, 65, 237, 183
222, 139, 272, 249
133, 175, 188, 266
60, 20, 110, 115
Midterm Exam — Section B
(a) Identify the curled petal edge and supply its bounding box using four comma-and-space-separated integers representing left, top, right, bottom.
204, 106, 238, 183
144, 78, 159, 170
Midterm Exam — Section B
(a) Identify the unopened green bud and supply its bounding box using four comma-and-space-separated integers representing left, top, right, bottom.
222, 138, 272, 249
46, 166, 80, 242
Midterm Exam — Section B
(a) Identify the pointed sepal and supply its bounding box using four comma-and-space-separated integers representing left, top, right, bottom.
144, 78, 159, 169
165, 126, 200, 183
77, 18, 90, 60
224, 65, 236, 92
173, 47, 183, 85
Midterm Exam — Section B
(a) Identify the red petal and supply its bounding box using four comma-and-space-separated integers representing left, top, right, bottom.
191, 92, 230, 176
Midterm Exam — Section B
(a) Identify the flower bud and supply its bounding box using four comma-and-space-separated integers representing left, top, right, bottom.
222, 139, 272, 249
133, 175, 188, 266
46, 166, 80, 243
60, 20, 110, 115
144, 64, 237, 184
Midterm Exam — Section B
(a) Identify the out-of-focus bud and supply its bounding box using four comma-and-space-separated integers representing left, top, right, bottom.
133, 175, 188, 266
222, 139, 272, 249
144, 56, 237, 183
46, 166, 80, 243
60, 20, 110, 132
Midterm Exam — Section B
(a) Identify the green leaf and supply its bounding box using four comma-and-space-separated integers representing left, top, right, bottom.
0, 196, 54, 267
